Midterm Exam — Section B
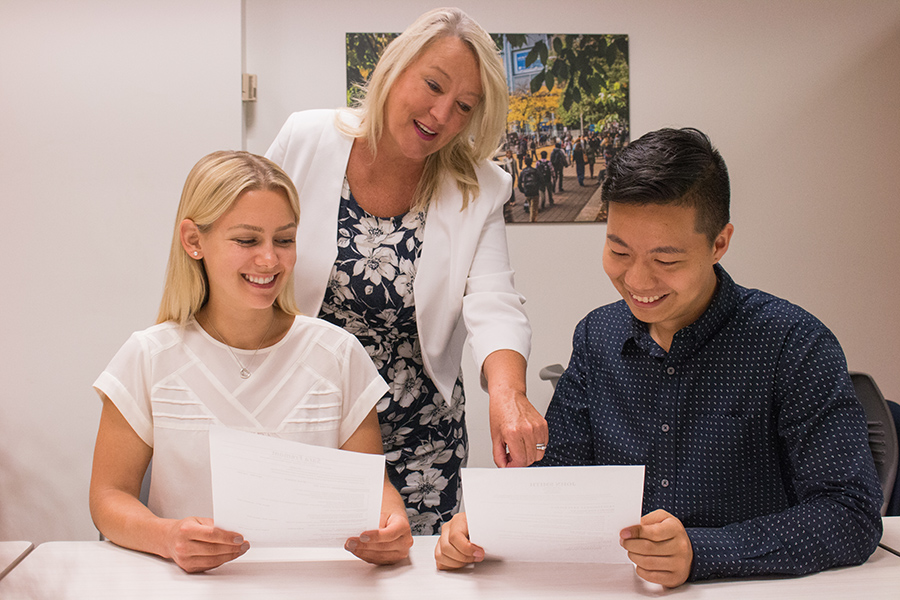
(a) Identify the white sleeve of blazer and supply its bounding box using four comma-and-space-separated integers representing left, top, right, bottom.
266, 109, 532, 407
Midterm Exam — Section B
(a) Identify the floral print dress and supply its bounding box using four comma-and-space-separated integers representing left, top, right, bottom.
318, 184, 467, 535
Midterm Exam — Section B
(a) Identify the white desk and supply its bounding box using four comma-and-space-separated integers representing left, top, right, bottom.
0, 542, 34, 581
880, 516, 900, 556
1, 537, 897, 599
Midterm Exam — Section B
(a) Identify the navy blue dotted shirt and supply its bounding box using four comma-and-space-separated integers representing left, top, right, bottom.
541, 265, 883, 581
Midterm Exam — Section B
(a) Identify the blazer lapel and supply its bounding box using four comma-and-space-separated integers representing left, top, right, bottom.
293, 113, 355, 316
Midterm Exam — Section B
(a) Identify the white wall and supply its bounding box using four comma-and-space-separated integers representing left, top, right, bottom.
245, 0, 900, 469
1, 0, 898, 545
0, 0, 242, 543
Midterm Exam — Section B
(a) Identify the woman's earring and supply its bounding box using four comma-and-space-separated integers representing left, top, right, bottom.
193, 251, 199, 257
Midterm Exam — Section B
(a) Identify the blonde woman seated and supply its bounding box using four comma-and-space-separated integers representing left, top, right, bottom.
89, 151, 412, 573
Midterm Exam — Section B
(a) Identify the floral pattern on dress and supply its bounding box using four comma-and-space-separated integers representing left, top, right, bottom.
319, 189, 467, 535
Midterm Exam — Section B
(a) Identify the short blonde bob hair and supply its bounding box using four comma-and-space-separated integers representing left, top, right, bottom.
157, 151, 301, 324
342, 7, 508, 211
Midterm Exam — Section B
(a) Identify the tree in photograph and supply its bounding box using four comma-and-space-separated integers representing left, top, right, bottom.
556, 53, 629, 132
508, 88, 562, 133
346, 33, 399, 106
525, 34, 629, 122
491, 33, 529, 53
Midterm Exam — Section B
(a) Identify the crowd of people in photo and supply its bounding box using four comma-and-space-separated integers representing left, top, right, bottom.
496, 123, 629, 222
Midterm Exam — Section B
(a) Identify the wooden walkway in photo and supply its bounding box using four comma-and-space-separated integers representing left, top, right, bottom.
506, 163, 607, 224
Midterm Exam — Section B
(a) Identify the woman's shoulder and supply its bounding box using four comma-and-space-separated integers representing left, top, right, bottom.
476, 155, 507, 176
284, 108, 362, 131
428, 158, 509, 220
122, 321, 188, 354
99, 321, 188, 379
474, 157, 511, 190
269, 108, 359, 165
277, 108, 339, 134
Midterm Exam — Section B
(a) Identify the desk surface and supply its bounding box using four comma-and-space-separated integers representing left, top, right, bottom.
880, 515, 900, 556
0, 542, 34, 581
1, 536, 898, 600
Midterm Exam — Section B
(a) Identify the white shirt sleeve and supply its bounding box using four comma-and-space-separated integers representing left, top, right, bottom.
92, 331, 155, 447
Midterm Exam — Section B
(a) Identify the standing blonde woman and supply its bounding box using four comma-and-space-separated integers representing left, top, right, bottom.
266, 8, 547, 534
90, 151, 411, 573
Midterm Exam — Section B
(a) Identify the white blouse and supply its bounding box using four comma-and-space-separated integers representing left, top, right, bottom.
93, 315, 387, 520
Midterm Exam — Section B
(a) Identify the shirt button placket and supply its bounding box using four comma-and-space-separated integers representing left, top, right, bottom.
658, 363, 678, 501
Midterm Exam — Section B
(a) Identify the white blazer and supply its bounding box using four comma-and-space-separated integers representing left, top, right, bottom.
266, 109, 531, 407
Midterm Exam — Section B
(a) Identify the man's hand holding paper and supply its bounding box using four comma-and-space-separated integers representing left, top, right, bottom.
439, 465, 644, 567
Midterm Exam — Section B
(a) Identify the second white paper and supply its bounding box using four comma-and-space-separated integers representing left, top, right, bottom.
462, 465, 645, 563
209, 425, 384, 547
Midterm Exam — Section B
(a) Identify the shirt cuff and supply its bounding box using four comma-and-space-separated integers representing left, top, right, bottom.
685, 525, 784, 581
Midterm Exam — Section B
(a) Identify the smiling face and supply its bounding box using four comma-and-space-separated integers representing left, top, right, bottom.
191, 188, 297, 316
381, 36, 483, 163
602, 201, 733, 350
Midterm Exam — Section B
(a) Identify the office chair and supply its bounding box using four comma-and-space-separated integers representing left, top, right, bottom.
539, 363, 565, 390
849, 372, 899, 516
887, 400, 900, 515
138, 460, 152, 506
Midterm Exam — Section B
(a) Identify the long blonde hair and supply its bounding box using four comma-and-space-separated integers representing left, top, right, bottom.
157, 151, 301, 324
341, 7, 508, 211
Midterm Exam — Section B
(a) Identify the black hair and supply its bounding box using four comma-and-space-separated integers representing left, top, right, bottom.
524, 155, 533, 166
600, 128, 730, 243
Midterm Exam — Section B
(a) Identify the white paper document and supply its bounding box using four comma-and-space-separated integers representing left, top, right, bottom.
209, 426, 384, 547
461, 465, 645, 564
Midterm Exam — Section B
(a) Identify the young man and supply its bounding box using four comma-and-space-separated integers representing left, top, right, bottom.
550, 141, 567, 192
516, 135, 528, 169
536, 150, 554, 208
435, 128, 883, 587
518, 155, 541, 223
572, 140, 586, 186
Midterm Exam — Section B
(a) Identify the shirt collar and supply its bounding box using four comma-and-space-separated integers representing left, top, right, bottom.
619, 263, 739, 356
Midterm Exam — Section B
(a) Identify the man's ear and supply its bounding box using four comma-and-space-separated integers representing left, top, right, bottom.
712, 223, 734, 263
179, 219, 203, 259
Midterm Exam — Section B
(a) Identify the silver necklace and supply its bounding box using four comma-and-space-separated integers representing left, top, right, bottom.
203, 313, 275, 379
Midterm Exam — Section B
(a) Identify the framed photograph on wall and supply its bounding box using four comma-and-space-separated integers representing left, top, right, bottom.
346, 33, 629, 224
